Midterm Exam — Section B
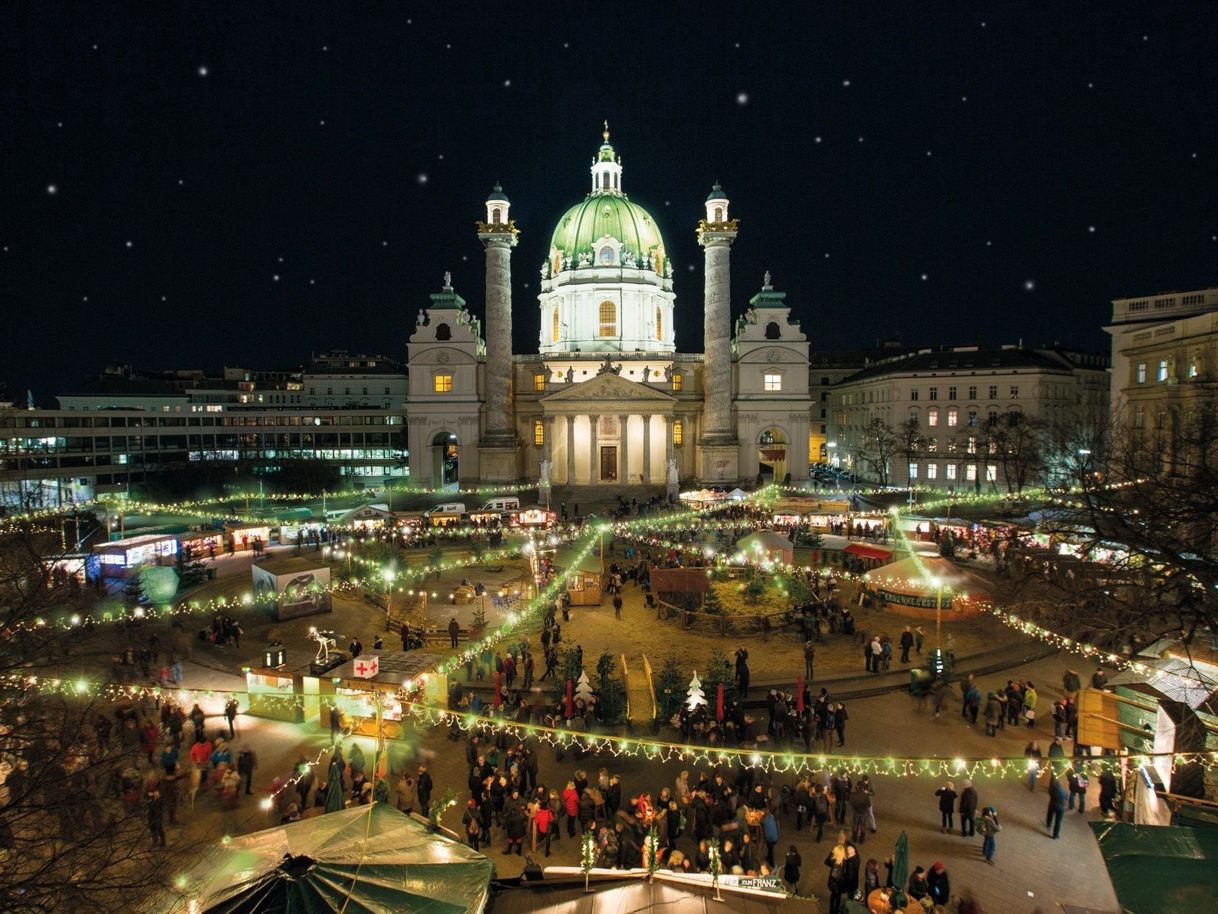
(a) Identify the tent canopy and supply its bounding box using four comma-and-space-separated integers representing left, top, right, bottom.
1092, 822, 1218, 914
167, 803, 492, 914
865, 555, 991, 598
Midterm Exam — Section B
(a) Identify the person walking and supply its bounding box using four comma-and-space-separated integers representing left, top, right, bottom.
237, 747, 256, 796
146, 785, 166, 848
1023, 681, 1039, 728
959, 780, 978, 837
824, 841, 858, 914
977, 806, 1000, 863
448, 617, 460, 648
914, 625, 925, 655
812, 784, 830, 841
833, 703, 848, 747
224, 698, 239, 740
613, 594, 623, 619
935, 782, 958, 833
803, 641, 815, 680
1068, 767, 1089, 813
1046, 775, 1067, 839
1025, 741, 1043, 791
462, 799, 483, 851
533, 800, 555, 856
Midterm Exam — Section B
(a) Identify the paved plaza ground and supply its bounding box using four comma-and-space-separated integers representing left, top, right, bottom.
67, 527, 1123, 913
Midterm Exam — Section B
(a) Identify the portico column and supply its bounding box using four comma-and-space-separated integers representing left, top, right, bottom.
543, 416, 555, 463
665, 415, 675, 465
589, 414, 599, 484
642, 414, 652, 484
565, 415, 575, 485
618, 414, 629, 486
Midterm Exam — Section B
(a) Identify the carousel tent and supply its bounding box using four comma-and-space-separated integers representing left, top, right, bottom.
735, 530, 794, 565
868, 556, 990, 596
163, 803, 493, 914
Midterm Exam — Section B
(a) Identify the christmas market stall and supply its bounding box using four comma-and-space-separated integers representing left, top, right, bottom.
555, 544, 603, 607
864, 555, 990, 619
320, 650, 448, 740
160, 803, 492, 914
251, 556, 332, 622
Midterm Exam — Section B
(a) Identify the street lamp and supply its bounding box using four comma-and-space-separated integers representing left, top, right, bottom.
928, 575, 944, 649
382, 566, 395, 629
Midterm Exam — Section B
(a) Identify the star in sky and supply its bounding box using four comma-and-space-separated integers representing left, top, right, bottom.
46, 184, 58, 195
1023, 279, 1036, 291
736, 92, 749, 105
197, 65, 209, 77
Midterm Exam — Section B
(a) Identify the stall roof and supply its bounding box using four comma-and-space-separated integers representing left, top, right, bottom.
866, 555, 992, 596
159, 803, 492, 914
1091, 822, 1218, 914
93, 533, 177, 552
330, 650, 445, 686
489, 873, 804, 914
1109, 656, 1218, 716
253, 555, 329, 576
555, 545, 603, 577
842, 542, 894, 561
735, 530, 793, 552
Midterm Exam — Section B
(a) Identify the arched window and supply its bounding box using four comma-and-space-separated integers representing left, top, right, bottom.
598, 300, 617, 337
655, 307, 663, 341
764, 321, 781, 339
551, 308, 560, 342
714, 207, 723, 222
434, 323, 451, 341
492, 209, 501, 225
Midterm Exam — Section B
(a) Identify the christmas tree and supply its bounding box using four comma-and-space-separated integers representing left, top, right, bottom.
685, 672, 707, 712
701, 586, 723, 615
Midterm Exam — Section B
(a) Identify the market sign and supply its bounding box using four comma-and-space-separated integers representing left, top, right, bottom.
353, 655, 380, 679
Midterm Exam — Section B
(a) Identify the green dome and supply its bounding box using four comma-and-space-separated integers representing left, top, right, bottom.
549, 193, 666, 263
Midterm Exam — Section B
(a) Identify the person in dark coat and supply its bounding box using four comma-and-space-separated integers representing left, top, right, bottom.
417, 764, 433, 818
958, 780, 979, 837
146, 786, 166, 847
935, 782, 958, 832
1098, 768, 1118, 817
927, 861, 950, 905
1046, 776, 1067, 839
503, 803, 526, 855
783, 845, 802, 893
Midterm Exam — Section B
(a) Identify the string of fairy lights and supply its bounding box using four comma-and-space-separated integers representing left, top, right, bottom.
3, 673, 1207, 784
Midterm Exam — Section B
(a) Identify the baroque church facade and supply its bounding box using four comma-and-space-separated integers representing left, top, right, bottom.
405, 128, 812, 489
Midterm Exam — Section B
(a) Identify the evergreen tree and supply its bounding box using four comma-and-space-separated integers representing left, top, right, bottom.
701, 585, 724, 615
593, 651, 626, 724
122, 572, 145, 606
656, 657, 686, 721
703, 650, 735, 706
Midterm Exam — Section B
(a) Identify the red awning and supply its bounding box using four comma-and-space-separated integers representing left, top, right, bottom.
843, 543, 892, 561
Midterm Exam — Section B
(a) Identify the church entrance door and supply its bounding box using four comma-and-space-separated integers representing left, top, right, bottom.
599, 446, 618, 482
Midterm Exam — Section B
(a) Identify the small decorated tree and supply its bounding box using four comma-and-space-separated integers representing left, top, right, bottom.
644, 824, 661, 879
581, 829, 596, 892
575, 669, 595, 706
704, 649, 735, 706
701, 586, 724, 615
685, 672, 708, 713
708, 837, 723, 901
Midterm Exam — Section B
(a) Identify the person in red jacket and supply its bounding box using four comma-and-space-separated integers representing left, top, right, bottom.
562, 781, 580, 837
532, 802, 555, 857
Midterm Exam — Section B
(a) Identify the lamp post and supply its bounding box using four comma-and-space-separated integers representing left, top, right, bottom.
382, 566, 395, 629
1077, 448, 1092, 487
929, 575, 944, 649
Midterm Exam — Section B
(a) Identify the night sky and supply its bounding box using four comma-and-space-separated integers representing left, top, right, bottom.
3, 3, 1217, 403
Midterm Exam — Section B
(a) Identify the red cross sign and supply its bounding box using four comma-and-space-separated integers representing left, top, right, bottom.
353, 655, 379, 679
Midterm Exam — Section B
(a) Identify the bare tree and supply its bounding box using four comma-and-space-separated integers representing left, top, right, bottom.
859, 417, 897, 486
981, 412, 1046, 495
0, 526, 193, 913
998, 401, 1218, 653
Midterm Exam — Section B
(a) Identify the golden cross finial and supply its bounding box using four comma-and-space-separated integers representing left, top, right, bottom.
603, 120, 610, 142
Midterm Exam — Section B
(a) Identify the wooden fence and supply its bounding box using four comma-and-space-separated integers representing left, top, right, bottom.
655, 597, 793, 635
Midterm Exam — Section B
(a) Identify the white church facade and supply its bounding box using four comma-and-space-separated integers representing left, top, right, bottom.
405, 127, 812, 489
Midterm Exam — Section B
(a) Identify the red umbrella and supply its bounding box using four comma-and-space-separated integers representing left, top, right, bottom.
564, 679, 574, 719
716, 683, 725, 721
493, 671, 502, 709
796, 677, 805, 713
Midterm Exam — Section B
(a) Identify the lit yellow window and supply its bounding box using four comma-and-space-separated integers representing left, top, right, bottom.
598, 300, 617, 337
672, 419, 683, 446
433, 374, 453, 393
672, 372, 683, 392
655, 307, 663, 340
764, 372, 782, 391
551, 308, 560, 342
533, 373, 546, 391
533, 420, 545, 446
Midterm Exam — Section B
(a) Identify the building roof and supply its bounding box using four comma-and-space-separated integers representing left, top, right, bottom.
550, 193, 666, 266
838, 347, 1094, 384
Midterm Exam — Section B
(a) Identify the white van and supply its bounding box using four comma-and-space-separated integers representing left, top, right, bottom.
426, 502, 467, 516
481, 496, 520, 514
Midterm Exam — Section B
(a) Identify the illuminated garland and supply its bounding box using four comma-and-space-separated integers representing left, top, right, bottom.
7, 674, 1207, 781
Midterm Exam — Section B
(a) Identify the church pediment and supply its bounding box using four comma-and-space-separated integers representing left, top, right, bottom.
542, 371, 676, 405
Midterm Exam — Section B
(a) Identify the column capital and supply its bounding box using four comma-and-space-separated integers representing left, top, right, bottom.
476, 223, 520, 247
